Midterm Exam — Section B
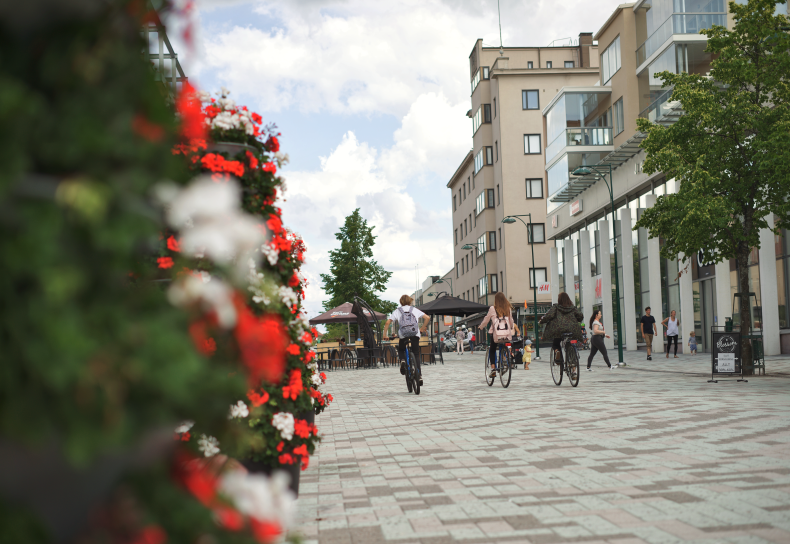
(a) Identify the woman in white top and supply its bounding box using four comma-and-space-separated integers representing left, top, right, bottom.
662, 310, 680, 358
587, 310, 614, 371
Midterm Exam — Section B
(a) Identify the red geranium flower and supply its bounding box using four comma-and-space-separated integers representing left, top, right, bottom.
250, 519, 282, 543
293, 419, 311, 439
265, 136, 280, 152
246, 150, 259, 170
132, 525, 167, 544
247, 389, 270, 407
288, 272, 300, 288
157, 257, 174, 269
177, 83, 207, 141
281, 369, 303, 401
262, 162, 277, 174
286, 344, 301, 356
234, 302, 289, 385
167, 236, 181, 252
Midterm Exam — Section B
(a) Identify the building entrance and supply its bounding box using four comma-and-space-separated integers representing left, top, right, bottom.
693, 278, 717, 353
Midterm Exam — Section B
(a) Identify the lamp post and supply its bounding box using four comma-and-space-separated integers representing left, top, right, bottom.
435, 278, 453, 296
462, 242, 488, 305
572, 164, 624, 364
502, 214, 540, 360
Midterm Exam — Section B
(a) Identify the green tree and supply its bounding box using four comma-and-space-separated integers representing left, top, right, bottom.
634, 0, 790, 374
320, 209, 396, 315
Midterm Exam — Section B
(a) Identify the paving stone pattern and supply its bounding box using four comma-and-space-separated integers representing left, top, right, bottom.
295, 351, 790, 543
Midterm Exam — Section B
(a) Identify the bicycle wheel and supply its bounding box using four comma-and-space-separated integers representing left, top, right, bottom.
499, 347, 512, 388
484, 346, 495, 386
551, 347, 563, 386
412, 363, 421, 395
567, 345, 580, 387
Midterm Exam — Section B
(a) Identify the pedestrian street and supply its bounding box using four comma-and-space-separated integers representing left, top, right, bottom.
295, 352, 790, 544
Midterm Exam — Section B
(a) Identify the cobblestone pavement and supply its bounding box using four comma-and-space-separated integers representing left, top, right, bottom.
295, 350, 790, 544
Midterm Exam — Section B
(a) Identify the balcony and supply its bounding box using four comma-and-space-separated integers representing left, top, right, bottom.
638, 88, 683, 124
546, 127, 613, 165
636, 13, 727, 66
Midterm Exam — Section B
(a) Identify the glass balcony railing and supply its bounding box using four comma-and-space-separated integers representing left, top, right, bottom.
546, 127, 613, 163
638, 88, 677, 122
636, 13, 727, 66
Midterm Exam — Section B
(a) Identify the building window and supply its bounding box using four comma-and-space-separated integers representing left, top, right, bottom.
472, 107, 482, 134
493, 97, 497, 118
463, 184, 466, 200
564, 61, 574, 68
482, 66, 490, 79
488, 231, 497, 250
495, 141, 498, 162
527, 61, 533, 69
546, 61, 552, 68
496, 184, 500, 206
471, 68, 480, 94
498, 227, 502, 249
475, 192, 485, 215
613, 97, 624, 135
477, 233, 487, 253
490, 273, 498, 293
479, 276, 488, 296
528, 223, 546, 243
464, 219, 467, 237
471, 175, 474, 190
500, 271, 503, 291
601, 35, 621, 84
522, 90, 539, 110
524, 134, 541, 154
485, 146, 493, 165
526, 178, 543, 199
487, 188, 495, 208
453, 195, 456, 211
466, 255, 469, 271
483, 103, 491, 123
474, 148, 484, 173
454, 229, 458, 245
529, 267, 548, 287
456, 262, 459, 278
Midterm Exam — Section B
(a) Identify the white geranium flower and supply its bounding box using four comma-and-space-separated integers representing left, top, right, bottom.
278, 286, 298, 307
168, 274, 237, 328
175, 420, 194, 434
229, 400, 249, 419
261, 243, 280, 266
198, 434, 220, 457
311, 372, 322, 387
219, 470, 296, 534
196, 90, 211, 102
271, 412, 295, 441
199, 270, 211, 284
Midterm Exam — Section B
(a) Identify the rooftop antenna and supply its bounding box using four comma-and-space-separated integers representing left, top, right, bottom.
498, 0, 504, 56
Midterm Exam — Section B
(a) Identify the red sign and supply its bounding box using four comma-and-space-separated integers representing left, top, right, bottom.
594, 276, 602, 300
552, 214, 558, 228
537, 282, 551, 294
570, 199, 583, 216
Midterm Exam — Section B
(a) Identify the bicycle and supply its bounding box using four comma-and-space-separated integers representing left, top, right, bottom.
390, 337, 421, 395
550, 332, 580, 387
484, 341, 513, 388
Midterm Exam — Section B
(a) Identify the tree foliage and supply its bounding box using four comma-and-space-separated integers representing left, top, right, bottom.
634, 0, 790, 372
320, 209, 395, 315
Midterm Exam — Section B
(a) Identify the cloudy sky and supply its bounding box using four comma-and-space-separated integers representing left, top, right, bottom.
168, 0, 614, 321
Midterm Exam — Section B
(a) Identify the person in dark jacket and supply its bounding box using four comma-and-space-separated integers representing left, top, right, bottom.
539, 292, 583, 363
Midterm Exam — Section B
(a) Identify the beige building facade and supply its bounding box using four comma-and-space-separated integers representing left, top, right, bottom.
544, 1, 790, 356
448, 35, 600, 337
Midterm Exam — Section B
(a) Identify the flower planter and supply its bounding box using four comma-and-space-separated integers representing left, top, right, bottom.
206, 141, 258, 158
239, 458, 301, 496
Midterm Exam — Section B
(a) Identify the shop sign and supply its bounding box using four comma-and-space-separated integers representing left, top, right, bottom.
522, 304, 553, 316
710, 330, 745, 383
552, 214, 558, 228
570, 199, 583, 216
536, 282, 551, 294
697, 249, 715, 268
443, 315, 453, 326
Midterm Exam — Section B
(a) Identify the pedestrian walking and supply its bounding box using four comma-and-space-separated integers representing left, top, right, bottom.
586, 310, 614, 371
662, 310, 680, 358
469, 332, 475, 353
640, 307, 658, 360
688, 331, 698, 354
455, 327, 465, 355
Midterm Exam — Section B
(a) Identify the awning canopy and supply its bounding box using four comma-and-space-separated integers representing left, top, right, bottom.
416, 295, 489, 317
308, 302, 386, 325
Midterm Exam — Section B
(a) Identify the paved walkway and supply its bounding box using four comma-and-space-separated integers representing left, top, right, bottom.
295, 350, 790, 544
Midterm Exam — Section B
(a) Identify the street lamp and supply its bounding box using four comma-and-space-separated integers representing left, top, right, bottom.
427, 291, 449, 298
462, 242, 488, 305
435, 278, 453, 296
572, 164, 624, 364
502, 214, 540, 360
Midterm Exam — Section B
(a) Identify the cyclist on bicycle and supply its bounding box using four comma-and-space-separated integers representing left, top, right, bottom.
539, 292, 583, 363
479, 292, 516, 378
383, 295, 430, 385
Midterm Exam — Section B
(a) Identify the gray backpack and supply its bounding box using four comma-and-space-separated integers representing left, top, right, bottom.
398, 306, 419, 338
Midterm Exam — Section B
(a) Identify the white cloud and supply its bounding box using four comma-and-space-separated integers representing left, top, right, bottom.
280, 130, 453, 320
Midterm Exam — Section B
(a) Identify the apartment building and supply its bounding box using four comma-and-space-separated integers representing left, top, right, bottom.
545, 0, 790, 355
448, 35, 600, 337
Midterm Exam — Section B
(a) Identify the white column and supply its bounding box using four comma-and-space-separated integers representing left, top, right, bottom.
580, 230, 594, 328
550, 246, 559, 305
564, 236, 574, 301
759, 213, 781, 355
678, 252, 695, 353
600, 219, 614, 349
620, 208, 638, 351
715, 260, 731, 329
645, 195, 664, 350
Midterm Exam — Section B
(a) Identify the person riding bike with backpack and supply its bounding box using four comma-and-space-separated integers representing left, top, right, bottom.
383, 295, 430, 386
479, 292, 518, 377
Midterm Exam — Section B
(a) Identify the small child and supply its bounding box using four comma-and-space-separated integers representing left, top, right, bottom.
687, 331, 697, 354
523, 338, 532, 369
